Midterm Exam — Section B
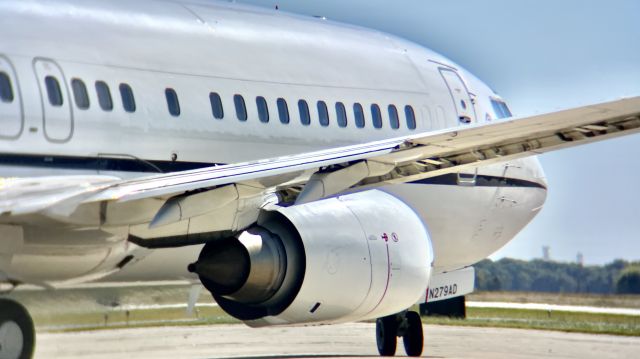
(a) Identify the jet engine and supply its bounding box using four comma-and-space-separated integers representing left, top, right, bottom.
189, 190, 433, 327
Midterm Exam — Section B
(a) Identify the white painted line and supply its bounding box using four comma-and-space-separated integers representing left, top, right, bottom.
466, 301, 640, 316
117, 302, 218, 311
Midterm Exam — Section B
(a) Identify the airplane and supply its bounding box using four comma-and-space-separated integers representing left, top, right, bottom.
0, 0, 639, 357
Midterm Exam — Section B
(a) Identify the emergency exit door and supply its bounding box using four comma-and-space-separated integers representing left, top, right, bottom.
0, 56, 23, 139
34, 58, 73, 142
440, 68, 476, 124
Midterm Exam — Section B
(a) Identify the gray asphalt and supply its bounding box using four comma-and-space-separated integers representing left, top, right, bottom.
35, 323, 640, 359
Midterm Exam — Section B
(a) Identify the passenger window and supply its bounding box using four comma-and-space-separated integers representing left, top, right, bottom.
336, 102, 347, 128
119, 83, 136, 113
45, 76, 63, 107
256, 96, 269, 123
277, 98, 289, 124
354, 103, 365, 128
388, 105, 400, 129
405, 105, 417, 130
71, 78, 89, 110
209, 92, 224, 119
317, 101, 329, 127
234, 94, 247, 121
0, 72, 14, 103
165, 88, 180, 117
298, 100, 310, 126
371, 104, 382, 129
95, 81, 113, 111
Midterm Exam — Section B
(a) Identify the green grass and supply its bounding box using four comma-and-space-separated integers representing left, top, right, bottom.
9, 285, 639, 336
36, 305, 640, 337
423, 307, 640, 336
468, 291, 640, 308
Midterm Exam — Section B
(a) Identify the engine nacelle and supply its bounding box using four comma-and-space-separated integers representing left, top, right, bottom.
189, 189, 433, 326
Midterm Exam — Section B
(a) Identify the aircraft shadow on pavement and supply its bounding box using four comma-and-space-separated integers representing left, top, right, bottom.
208, 355, 444, 359
206, 356, 374, 359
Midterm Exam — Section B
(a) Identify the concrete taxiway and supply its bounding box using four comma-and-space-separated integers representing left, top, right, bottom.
466, 301, 640, 316
36, 323, 640, 359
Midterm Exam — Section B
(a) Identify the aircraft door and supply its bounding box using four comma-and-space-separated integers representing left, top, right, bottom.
0, 56, 23, 139
34, 59, 73, 142
439, 68, 476, 124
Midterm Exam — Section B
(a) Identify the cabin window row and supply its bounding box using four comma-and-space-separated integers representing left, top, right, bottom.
214, 94, 417, 130
21, 73, 418, 130
38, 75, 137, 114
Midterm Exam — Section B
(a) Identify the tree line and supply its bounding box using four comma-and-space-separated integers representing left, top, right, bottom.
474, 258, 640, 294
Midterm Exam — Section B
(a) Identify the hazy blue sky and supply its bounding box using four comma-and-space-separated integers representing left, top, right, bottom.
236, 0, 640, 264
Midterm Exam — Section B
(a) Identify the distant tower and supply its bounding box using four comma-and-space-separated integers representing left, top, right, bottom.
577, 252, 584, 266
542, 246, 551, 261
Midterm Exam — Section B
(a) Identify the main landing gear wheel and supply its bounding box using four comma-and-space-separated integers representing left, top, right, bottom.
403, 311, 424, 357
0, 298, 35, 359
376, 311, 424, 357
376, 315, 397, 356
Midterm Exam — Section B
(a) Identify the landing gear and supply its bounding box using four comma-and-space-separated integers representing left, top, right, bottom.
402, 311, 423, 357
0, 298, 35, 359
375, 311, 423, 357
376, 316, 397, 356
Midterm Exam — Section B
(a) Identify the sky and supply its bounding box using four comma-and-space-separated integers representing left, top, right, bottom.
233, 0, 640, 265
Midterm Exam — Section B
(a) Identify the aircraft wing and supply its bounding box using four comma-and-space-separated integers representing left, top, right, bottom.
371, 96, 640, 184
3, 96, 640, 236
88, 96, 640, 201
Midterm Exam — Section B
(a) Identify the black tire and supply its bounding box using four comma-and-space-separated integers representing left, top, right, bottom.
376, 316, 397, 356
403, 311, 423, 357
0, 298, 35, 359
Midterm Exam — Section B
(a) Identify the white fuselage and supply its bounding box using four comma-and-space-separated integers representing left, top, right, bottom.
0, 0, 546, 285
